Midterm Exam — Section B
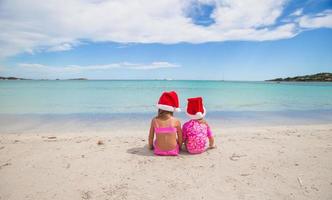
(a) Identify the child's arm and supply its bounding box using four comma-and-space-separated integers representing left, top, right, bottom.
176, 120, 183, 149
148, 119, 155, 150
208, 136, 215, 149
207, 123, 215, 149
182, 123, 186, 143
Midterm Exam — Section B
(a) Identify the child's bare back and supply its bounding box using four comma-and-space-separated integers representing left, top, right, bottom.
148, 91, 182, 156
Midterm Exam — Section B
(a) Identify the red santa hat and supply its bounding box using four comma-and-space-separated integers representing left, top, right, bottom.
156, 91, 181, 112
186, 97, 206, 119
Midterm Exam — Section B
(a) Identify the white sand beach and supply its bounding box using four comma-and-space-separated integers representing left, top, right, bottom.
1, 123, 332, 200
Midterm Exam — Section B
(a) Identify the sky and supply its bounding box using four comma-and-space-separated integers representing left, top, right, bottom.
0, 0, 332, 80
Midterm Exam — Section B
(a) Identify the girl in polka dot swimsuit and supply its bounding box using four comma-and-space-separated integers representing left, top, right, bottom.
182, 97, 215, 154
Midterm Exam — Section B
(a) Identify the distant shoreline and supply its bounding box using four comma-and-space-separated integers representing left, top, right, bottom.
266, 72, 332, 82
1, 73, 332, 82
0, 77, 88, 81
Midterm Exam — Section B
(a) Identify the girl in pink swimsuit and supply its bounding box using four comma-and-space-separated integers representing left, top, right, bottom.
182, 97, 215, 154
148, 91, 182, 156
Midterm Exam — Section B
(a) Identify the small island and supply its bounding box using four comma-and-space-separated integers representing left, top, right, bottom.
67, 78, 88, 80
0, 77, 88, 81
0, 76, 30, 80
267, 72, 332, 82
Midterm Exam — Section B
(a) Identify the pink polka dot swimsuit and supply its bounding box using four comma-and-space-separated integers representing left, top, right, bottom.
182, 119, 213, 154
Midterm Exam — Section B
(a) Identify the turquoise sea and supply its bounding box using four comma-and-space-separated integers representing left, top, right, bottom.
1, 80, 332, 114
1, 80, 332, 134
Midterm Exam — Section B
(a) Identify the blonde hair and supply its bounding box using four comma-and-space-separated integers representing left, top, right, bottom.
157, 109, 173, 119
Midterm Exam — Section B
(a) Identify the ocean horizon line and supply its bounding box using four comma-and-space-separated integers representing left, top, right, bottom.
2, 79, 332, 85
0, 77, 261, 82
2, 72, 331, 82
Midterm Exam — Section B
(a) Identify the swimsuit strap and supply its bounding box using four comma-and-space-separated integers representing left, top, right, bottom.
154, 118, 177, 134
155, 127, 177, 133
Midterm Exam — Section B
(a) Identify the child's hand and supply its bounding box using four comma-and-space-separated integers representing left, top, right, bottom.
148, 144, 154, 150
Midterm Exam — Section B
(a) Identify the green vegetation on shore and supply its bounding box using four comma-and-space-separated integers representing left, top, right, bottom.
0, 76, 30, 80
267, 73, 332, 82
0, 77, 87, 81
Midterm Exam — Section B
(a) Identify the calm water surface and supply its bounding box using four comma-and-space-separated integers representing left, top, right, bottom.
1, 80, 332, 114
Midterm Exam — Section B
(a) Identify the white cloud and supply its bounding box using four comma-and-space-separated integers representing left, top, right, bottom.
0, 0, 331, 58
291, 8, 303, 17
212, 0, 286, 29
298, 10, 332, 29
18, 61, 180, 73
47, 43, 73, 52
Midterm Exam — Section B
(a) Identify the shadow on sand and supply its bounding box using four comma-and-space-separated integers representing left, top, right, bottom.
126, 144, 215, 157
126, 145, 155, 157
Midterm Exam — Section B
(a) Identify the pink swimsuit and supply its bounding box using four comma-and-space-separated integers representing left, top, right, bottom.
182, 119, 213, 154
153, 119, 179, 156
